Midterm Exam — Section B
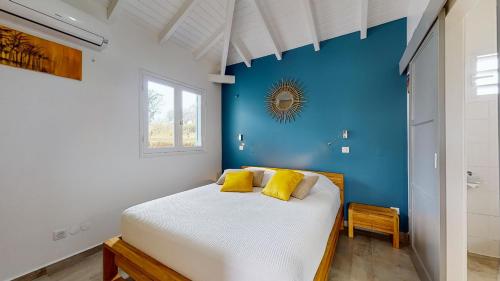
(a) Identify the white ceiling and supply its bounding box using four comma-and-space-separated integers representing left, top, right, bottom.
93, 0, 408, 68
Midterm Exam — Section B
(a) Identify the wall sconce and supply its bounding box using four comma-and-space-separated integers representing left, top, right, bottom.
328, 129, 349, 146
342, 129, 349, 139
238, 134, 245, 151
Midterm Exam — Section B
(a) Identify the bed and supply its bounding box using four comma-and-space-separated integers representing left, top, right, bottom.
103, 167, 344, 281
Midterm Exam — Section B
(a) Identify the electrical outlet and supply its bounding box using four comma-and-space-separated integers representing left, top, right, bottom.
341, 147, 350, 154
53, 229, 67, 241
390, 207, 400, 215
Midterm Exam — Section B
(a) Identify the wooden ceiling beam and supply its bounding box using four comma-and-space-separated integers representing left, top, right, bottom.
193, 26, 224, 60
220, 0, 236, 75
159, 0, 198, 44
208, 74, 235, 84
194, 29, 253, 68
302, 0, 320, 51
107, 0, 120, 20
360, 0, 368, 39
251, 0, 282, 60
231, 37, 252, 67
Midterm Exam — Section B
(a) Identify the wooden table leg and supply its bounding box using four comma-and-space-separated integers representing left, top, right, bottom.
393, 215, 400, 249
348, 208, 354, 238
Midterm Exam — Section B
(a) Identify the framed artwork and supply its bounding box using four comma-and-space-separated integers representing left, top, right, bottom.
0, 24, 82, 80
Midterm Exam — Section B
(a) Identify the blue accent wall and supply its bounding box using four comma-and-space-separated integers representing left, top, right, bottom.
222, 18, 408, 231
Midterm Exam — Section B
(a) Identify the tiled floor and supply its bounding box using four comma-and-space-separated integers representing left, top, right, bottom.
33, 233, 420, 281
468, 253, 500, 281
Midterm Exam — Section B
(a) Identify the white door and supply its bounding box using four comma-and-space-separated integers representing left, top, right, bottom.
409, 14, 446, 281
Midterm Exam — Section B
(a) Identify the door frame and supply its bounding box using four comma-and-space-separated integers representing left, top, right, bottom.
444, 1, 488, 281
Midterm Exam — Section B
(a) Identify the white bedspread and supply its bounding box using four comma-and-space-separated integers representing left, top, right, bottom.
121, 173, 340, 281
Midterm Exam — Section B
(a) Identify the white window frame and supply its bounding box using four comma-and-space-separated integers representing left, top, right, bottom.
467, 52, 498, 102
140, 70, 206, 156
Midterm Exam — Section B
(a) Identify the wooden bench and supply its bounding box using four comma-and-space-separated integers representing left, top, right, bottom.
348, 203, 400, 248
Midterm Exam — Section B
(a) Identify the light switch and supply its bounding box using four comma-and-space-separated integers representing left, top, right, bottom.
341, 147, 350, 154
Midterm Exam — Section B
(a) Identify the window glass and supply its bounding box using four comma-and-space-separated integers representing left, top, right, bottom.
474, 54, 498, 96
182, 91, 201, 147
147, 81, 174, 148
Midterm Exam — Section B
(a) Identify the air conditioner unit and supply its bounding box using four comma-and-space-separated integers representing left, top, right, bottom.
0, 0, 109, 50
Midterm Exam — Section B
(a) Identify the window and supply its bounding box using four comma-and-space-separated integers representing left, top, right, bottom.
182, 90, 202, 147
473, 53, 498, 96
141, 71, 204, 155
147, 80, 175, 148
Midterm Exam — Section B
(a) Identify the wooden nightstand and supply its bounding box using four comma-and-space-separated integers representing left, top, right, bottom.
348, 203, 400, 248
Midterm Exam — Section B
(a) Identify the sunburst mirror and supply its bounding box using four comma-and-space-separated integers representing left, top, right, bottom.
266, 79, 306, 123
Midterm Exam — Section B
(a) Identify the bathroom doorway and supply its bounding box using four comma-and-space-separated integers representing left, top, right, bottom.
463, 0, 500, 280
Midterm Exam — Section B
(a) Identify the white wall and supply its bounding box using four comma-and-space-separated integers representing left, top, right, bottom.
0, 9, 221, 281
464, 0, 499, 258
407, 0, 430, 43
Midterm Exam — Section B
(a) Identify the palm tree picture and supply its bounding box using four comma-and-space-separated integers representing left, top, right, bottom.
0, 25, 82, 80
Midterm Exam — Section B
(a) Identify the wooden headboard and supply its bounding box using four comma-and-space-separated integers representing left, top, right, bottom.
241, 166, 345, 205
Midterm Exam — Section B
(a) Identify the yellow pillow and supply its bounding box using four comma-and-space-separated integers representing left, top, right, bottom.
262, 170, 304, 201
220, 171, 254, 192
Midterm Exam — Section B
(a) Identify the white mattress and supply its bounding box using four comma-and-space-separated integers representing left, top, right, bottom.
121, 173, 340, 281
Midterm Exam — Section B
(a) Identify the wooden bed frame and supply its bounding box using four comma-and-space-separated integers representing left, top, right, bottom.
103, 167, 345, 281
